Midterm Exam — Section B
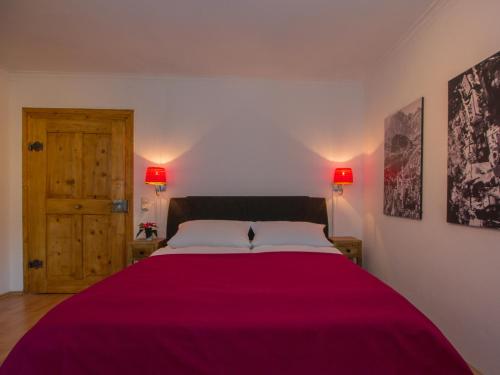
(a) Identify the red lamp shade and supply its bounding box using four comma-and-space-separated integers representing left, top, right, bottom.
333, 168, 353, 185
145, 167, 167, 185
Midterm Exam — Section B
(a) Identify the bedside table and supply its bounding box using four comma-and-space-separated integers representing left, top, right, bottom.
128, 238, 165, 265
330, 236, 363, 266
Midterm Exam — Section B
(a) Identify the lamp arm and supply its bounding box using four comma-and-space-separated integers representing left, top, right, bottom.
332, 184, 344, 195
331, 189, 334, 237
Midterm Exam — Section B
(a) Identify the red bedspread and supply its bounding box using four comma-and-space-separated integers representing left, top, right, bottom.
1, 252, 470, 374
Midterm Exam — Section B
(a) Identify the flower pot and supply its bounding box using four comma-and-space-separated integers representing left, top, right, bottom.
144, 228, 156, 240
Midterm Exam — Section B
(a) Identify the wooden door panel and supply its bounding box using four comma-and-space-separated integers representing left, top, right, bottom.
110, 213, 126, 272
83, 134, 112, 199
46, 198, 112, 214
46, 119, 112, 134
111, 120, 126, 199
26, 117, 48, 293
24, 108, 133, 293
109, 120, 128, 272
46, 215, 83, 280
46, 132, 82, 199
83, 215, 111, 277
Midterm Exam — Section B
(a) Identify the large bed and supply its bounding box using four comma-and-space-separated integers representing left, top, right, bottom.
1, 197, 471, 374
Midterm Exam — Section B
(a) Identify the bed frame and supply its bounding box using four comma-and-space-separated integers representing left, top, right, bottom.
166, 196, 329, 241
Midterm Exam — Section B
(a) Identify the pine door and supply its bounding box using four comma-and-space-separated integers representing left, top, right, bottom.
23, 108, 133, 293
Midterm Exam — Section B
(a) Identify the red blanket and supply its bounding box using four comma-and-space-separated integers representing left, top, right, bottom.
1, 253, 470, 374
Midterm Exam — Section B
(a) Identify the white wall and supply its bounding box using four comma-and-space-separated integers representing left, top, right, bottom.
7, 73, 364, 291
0, 69, 10, 294
363, 1, 500, 373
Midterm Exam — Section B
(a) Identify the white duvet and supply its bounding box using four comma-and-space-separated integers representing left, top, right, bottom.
151, 245, 342, 256
252, 245, 342, 255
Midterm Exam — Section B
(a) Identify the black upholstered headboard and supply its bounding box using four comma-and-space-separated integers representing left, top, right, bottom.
166, 196, 329, 241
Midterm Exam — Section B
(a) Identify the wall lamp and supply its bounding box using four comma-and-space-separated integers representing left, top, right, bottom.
145, 166, 167, 195
332, 168, 353, 195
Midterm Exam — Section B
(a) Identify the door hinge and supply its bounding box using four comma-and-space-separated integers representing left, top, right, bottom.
28, 259, 44, 269
28, 141, 44, 152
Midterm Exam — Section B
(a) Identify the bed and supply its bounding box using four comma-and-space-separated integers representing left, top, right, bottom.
1, 196, 471, 374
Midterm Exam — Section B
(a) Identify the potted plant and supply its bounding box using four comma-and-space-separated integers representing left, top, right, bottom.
136, 222, 158, 240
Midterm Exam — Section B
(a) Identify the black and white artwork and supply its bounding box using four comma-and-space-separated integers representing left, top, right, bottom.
384, 98, 424, 220
447, 51, 500, 229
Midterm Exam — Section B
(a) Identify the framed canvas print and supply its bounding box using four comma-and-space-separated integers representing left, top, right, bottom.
447, 51, 500, 229
384, 97, 424, 220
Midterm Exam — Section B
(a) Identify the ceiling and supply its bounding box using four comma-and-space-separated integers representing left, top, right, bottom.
0, 0, 437, 81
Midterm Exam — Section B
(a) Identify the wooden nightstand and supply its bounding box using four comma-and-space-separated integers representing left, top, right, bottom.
330, 236, 363, 266
128, 238, 165, 265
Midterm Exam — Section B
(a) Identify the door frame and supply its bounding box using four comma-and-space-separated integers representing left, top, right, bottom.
22, 108, 134, 292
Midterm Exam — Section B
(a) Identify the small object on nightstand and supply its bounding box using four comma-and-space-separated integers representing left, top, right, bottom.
330, 236, 362, 266
128, 238, 165, 265
136, 222, 158, 240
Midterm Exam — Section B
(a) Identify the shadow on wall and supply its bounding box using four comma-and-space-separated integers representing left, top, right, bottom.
135, 122, 365, 238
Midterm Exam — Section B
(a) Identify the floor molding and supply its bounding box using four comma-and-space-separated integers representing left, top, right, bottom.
0, 291, 24, 299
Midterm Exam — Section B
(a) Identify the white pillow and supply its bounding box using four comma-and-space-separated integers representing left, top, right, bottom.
251, 221, 331, 247
167, 220, 251, 248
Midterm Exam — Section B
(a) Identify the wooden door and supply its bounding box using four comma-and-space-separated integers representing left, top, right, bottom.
23, 108, 133, 293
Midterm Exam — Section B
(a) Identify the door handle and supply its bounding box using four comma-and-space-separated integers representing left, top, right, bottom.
112, 200, 128, 213
74, 204, 83, 209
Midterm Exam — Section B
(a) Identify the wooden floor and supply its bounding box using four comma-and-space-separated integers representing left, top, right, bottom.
0, 293, 70, 364
0, 293, 482, 374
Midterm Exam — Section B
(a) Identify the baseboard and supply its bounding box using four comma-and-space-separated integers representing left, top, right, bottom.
0, 291, 24, 299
